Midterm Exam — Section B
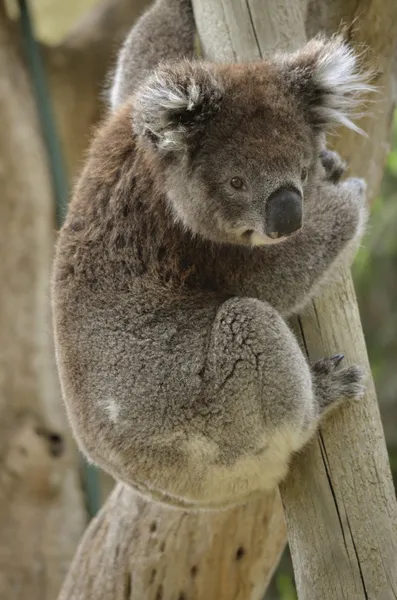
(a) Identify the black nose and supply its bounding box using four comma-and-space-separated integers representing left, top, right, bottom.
264, 186, 302, 238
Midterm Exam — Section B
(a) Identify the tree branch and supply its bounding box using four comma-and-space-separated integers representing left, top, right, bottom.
60, 484, 286, 600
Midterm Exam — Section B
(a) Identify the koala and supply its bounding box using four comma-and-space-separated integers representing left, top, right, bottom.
52, 0, 371, 509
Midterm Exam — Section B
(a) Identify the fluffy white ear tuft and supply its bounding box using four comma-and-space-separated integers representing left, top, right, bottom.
133, 61, 223, 151
284, 36, 375, 135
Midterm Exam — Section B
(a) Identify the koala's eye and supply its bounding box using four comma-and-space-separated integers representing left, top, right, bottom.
301, 168, 308, 183
230, 176, 245, 190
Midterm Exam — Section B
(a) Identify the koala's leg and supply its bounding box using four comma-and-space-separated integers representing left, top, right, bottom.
110, 0, 195, 109
197, 297, 364, 504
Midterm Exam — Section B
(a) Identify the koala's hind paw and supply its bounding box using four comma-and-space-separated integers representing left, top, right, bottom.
312, 354, 366, 416
320, 149, 346, 183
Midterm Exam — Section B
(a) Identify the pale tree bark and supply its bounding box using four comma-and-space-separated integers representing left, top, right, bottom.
59, 485, 286, 600
0, 12, 86, 600
0, 0, 151, 597
58, 1, 397, 600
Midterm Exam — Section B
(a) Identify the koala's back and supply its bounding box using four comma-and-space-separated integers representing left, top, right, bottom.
53, 105, 217, 492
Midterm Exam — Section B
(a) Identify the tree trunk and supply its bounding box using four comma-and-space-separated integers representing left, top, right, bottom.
59, 485, 286, 600
281, 1, 397, 594
0, 0, 152, 597
0, 14, 86, 600
58, 1, 397, 599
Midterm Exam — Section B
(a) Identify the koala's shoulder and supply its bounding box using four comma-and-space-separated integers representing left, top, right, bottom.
65, 101, 152, 228
85, 102, 137, 181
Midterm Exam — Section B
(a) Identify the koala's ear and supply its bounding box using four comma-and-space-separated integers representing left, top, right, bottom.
132, 61, 224, 151
282, 36, 374, 134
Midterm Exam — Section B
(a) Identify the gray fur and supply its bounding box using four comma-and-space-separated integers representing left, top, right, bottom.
52, 0, 370, 509
110, 0, 195, 110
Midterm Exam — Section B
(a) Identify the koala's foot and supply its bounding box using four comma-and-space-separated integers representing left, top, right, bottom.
312, 354, 366, 417
320, 149, 346, 183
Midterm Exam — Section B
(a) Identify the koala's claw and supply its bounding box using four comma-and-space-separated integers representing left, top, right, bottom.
312, 354, 344, 374
330, 353, 344, 367
312, 357, 366, 416
320, 149, 346, 184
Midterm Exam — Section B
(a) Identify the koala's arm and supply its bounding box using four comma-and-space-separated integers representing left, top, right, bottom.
248, 154, 367, 316
110, 0, 196, 110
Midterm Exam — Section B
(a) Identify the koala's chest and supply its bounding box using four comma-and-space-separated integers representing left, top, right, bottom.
180, 250, 271, 301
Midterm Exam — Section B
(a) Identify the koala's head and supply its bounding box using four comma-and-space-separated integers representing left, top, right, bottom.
132, 36, 371, 246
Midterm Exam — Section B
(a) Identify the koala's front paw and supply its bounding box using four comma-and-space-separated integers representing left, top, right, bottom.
320, 149, 346, 184
341, 176, 368, 237
312, 354, 366, 417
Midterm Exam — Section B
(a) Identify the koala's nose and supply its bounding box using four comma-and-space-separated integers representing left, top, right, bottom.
264, 186, 302, 238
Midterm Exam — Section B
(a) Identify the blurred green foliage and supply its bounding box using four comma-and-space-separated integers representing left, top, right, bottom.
276, 574, 298, 600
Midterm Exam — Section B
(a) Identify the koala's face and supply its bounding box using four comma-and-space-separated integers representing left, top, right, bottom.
133, 38, 370, 246
162, 95, 314, 246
